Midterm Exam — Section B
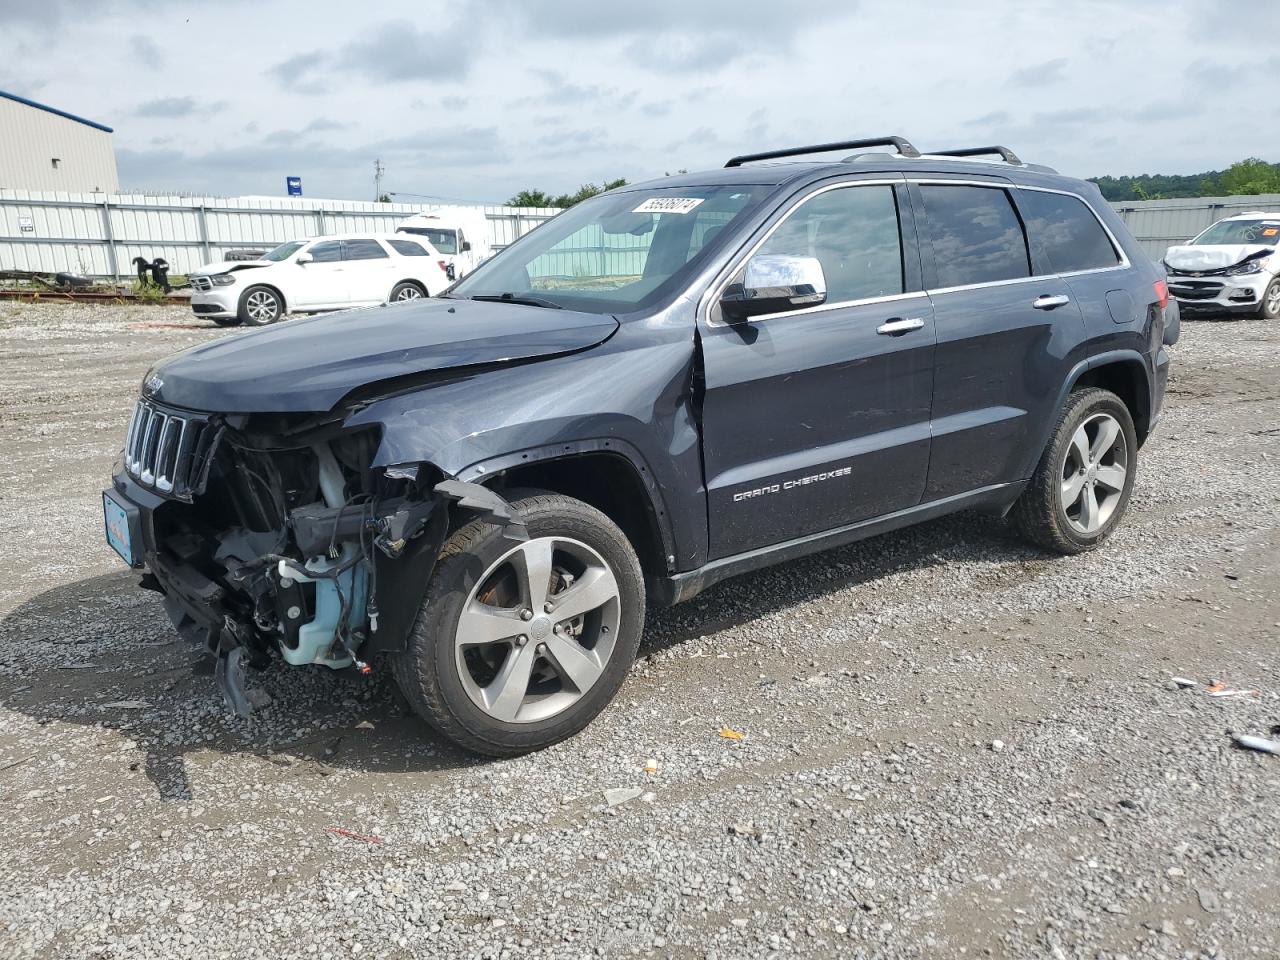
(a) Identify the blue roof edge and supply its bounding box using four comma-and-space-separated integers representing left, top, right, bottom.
0, 89, 113, 133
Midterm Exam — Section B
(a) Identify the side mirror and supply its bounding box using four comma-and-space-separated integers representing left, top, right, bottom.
295, 254, 313, 265
461, 240, 472, 252
719, 254, 827, 322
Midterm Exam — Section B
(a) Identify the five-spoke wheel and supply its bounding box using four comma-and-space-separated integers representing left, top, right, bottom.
1059, 412, 1129, 536
455, 536, 621, 724
393, 490, 644, 756
1013, 387, 1137, 554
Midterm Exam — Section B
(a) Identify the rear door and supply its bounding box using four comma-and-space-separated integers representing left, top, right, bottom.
343, 238, 395, 304
698, 178, 936, 559
1012, 186, 1129, 351
911, 179, 1086, 500
291, 240, 346, 309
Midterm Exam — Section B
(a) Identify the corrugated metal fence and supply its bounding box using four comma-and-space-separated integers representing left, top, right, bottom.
1110, 194, 1280, 261
5, 187, 1280, 278
0, 189, 560, 278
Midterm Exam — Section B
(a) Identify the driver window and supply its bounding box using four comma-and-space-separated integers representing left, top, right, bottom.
758, 185, 904, 303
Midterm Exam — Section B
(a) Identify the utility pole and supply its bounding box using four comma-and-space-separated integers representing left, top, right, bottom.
374, 158, 385, 201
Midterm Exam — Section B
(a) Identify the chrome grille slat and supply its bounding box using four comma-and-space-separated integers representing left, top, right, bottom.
123, 399, 211, 500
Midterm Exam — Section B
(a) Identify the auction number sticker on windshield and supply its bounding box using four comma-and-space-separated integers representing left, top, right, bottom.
632, 197, 705, 215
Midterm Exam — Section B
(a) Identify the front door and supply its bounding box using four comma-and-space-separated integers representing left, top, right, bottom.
698, 180, 936, 559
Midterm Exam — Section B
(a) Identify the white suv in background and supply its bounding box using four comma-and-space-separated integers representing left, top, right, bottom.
1163, 212, 1280, 320
188, 233, 452, 326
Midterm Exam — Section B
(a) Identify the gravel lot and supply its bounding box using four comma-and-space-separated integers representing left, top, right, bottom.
0, 301, 1277, 960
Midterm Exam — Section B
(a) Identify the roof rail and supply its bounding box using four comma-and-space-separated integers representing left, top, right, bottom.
725, 136, 920, 168
929, 145, 1023, 165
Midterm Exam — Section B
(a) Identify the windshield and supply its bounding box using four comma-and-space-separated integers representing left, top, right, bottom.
398, 226, 456, 254
1192, 219, 1280, 246
451, 184, 773, 313
261, 241, 306, 262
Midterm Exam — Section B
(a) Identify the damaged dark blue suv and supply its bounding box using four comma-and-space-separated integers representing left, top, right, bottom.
103, 136, 1173, 755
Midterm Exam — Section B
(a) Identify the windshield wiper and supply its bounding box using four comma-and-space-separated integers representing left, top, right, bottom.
467, 293, 563, 310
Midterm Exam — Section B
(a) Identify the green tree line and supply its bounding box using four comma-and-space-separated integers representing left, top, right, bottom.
1091, 158, 1280, 201
508, 178, 629, 209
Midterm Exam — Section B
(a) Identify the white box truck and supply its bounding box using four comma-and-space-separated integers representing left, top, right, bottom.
395, 208, 492, 280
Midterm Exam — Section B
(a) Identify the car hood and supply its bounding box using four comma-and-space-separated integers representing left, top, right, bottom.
1164, 243, 1275, 271
189, 260, 273, 276
149, 298, 619, 413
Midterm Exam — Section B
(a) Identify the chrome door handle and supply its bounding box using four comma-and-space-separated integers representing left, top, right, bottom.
876, 317, 925, 336
1033, 294, 1071, 310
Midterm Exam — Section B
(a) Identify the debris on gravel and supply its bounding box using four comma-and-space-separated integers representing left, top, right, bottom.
1, 303, 1278, 958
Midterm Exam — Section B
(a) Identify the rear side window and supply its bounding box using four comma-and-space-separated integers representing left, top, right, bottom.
921, 185, 1030, 287
344, 239, 390, 261
387, 239, 429, 257
307, 241, 343, 263
1017, 190, 1120, 274
758, 185, 904, 303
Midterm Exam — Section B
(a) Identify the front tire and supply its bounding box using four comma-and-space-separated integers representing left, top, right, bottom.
392, 491, 645, 757
1260, 278, 1280, 320
237, 286, 283, 326
1012, 387, 1137, 554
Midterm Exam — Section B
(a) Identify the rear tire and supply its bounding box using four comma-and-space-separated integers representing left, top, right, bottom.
392, 490, 645, 757
1260, 278, 1280, 320
389, 281, 425, 303
1012, 387, 1137, 554
237, 285, 283, 326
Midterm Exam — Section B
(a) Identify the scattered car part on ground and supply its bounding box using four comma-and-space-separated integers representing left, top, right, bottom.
104, 136, 1172, 755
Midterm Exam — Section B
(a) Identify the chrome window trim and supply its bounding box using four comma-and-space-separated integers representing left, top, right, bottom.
700, 177, 908, 327
700, 176, 1137, 326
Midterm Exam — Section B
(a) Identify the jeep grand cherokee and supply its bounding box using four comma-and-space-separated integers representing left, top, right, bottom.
104, 136, 1173, 756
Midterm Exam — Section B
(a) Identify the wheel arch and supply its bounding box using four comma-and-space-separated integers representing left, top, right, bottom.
392, 278, 427, 297
1018, 350, 1153, 484
1070, 353, 1152, 447
456, 441, 677, 589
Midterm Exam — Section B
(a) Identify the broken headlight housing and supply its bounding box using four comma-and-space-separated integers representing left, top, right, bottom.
1225, 258, 1267, 276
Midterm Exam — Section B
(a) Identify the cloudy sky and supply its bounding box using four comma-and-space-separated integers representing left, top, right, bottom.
1, 0, 1274, 203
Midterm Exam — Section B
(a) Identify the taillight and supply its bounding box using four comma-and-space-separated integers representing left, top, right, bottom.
1153, 279, 1169, 310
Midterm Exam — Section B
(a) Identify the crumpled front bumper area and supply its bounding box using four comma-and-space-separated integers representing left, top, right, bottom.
106, 420, 526, 717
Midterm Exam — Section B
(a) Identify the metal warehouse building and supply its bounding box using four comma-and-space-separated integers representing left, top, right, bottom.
0, 90, 118, 193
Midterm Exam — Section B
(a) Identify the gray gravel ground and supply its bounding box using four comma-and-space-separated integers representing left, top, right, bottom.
0, 302, 1277, 959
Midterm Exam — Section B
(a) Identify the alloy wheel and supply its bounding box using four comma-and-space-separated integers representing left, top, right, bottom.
454, 536, 621, 724
1265, 281, 1280, 315
1060, 412, 1128, 536
245, 290, 278, 322
395, 286, 423, 301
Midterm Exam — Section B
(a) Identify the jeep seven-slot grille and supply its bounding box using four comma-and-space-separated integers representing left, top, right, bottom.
124, 400, 213, 499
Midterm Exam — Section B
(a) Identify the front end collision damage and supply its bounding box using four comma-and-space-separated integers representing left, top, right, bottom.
125, 413, 530, 717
